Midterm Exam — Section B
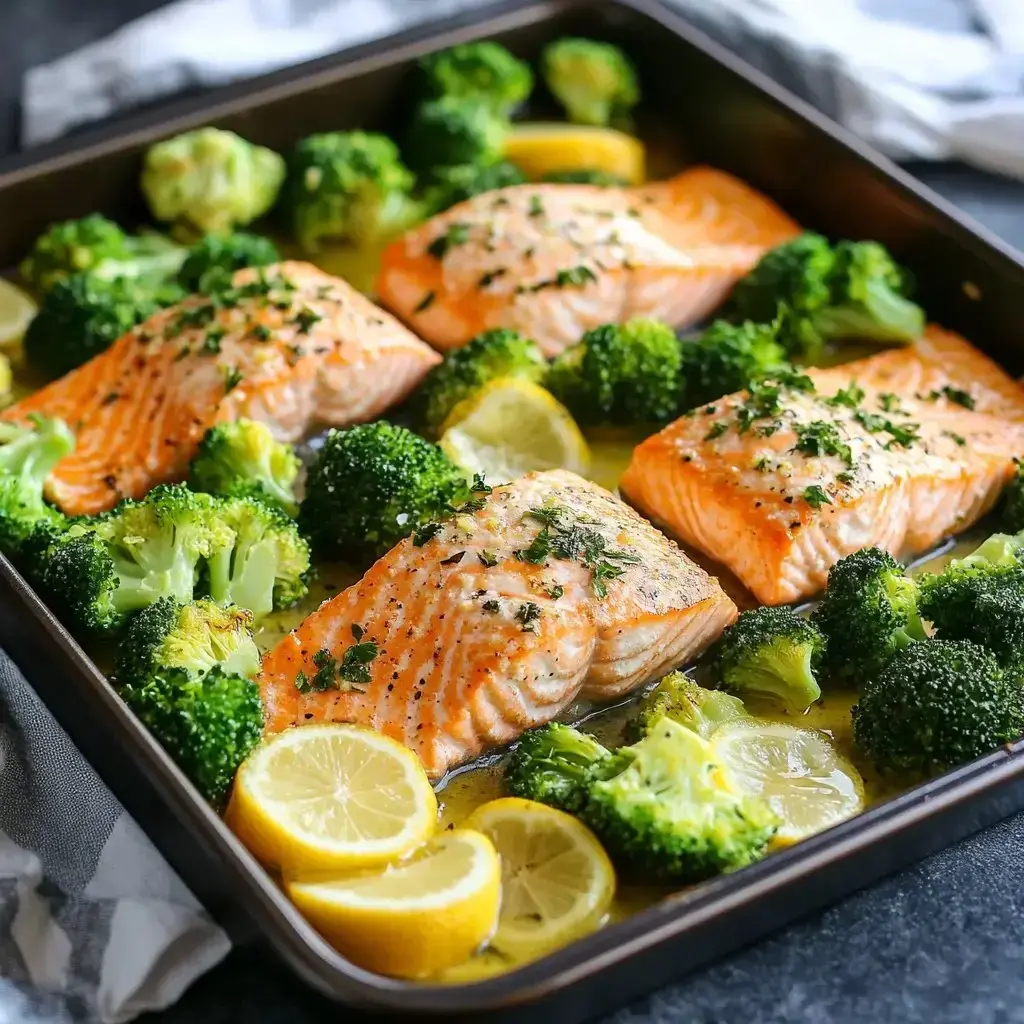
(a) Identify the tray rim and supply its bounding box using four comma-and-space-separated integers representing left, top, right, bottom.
4, 0, 1024, 1013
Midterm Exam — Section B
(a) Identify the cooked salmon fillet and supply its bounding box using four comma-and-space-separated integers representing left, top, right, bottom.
376, 167, 799, 357
621, 330, 1024, 606
259, 470, 736, 779
3, 262, 439, 516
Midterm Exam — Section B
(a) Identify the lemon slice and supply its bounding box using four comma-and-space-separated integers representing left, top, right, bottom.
228, 724, 437, 873
710, 720, 865, 846
439, 378, 590, 485
0, 279, 37, 349
504, 123, 646, 184
466, 797, 615, 960
287, 829, 500, 979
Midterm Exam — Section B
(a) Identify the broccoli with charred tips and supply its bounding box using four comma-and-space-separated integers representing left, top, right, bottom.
632, 672, 748, 740
547, 318, 683, 425
188, 419, 300, 516
419, 42, 533, 114
415, 328, 548, 433
504, 722, 618, 813
0, 415, 74, 558
996, 459, 1024, 534
121, 666, 262, 806
285, 132, 420, 251
541, 38, 639, 127
178, 232, 280, 294
812, 547, 926, 685
852, 639, 1024, 775
405, 97, 508, 174
422, 161, 526, 215
582, 716, 778, 882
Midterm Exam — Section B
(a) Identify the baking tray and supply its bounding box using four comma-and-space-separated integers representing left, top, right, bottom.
3, 0, 1024, 1018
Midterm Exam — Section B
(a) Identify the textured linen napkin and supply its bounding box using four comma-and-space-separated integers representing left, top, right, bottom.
7, 0, 1024, 1021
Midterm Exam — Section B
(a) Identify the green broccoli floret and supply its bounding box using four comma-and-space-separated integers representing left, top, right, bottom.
420, 41, 533, 114
582, 716, 777, 882
141, 127, 285, 238
729, 234, 925, 361
852, 639, 1023, 775
23, 272, 182, 379
116, 597, 261, 685
997, 459, 1024, 534
188, 419, 300, 516
422, 161, 527, 214
541, 38, 640, 127
178, 232, 280, 293
812, 547, 926, 686
504, 722, 616, 813
202, 495, 310, 619
679, 319, 789, 409
547, 318, 682, 425
415, 329, 548, 433
712, 607, 825, 713
632, 672, 748, 740
41, 484, 234, 634
406, 97, 508, 174
541, 169, 627, 186
121, 666, 262, 807
284, 132, 420, 251
299, 422, 469, 562
0, 416, 74, 557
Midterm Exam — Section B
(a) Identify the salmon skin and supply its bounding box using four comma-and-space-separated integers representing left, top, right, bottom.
376, 167, 799, 357
259, 469, 736, 779
3, 262, 440, 517
621, 328, 1024, 606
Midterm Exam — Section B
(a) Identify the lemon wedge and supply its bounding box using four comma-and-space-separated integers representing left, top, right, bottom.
710, 720, 865, 846
287, 829, 500, 979
504, 123, 646, 184
466, 797, 615, 960
228, 724, 437, 873
0, 279, 37, 349
438, 377, 590, 485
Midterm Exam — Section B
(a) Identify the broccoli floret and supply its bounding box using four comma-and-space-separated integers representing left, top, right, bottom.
541, 169, 627, 186
415, 329, 547, 433
582, 716, 777, 882
41, 484, 234, 634
121, 666, 262, 807
729, 234, 924, 361
547, 318, 682, 425
422, 161, 527, 214
504, 722, 616, 813
420, 42, 533, 114
284, 132, 419, 252
202, 495, 310, 619
852, 639, 1023, 775
632, 672, 748, 740
406, 97, 508, 174
178, 232, 280, 294
0, 416, 74, 557
812, 547, 926, 685
712, 606, 824, 713
679, 319, 789, 410
997, 459, 1024, 534
23, 272, 181, 379
541, 38, 640, 127
116, 597, 261, 685
188, 419, 299, 516
300, 422, 470, 562
141, 127, 285, 238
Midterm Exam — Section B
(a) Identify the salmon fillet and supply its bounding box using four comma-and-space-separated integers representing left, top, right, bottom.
259, 470, 736, 779
376, 167, 799, 357
3, 262, 440, 516
621, 330, 1024, 606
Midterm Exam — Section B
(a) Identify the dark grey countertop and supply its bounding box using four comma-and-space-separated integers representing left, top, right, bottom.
7, 3, 1024, 1023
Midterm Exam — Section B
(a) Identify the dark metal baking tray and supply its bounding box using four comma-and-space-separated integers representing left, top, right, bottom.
3, 0, 1024, 1018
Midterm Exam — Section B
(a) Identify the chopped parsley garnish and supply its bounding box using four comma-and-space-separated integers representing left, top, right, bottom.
414, 291, 436, 313
827, 383, 865, 410
803, 485, 833, 509
478, 550, 498, 568
545, 583, 564, 600
882, 421, 921, 449
878, 392, 904, 413
292, 307, 322, 334
338, 632, 379, 686
515, 526, 551, 564
923, 385, 975, 409
427, 222, 470, 259
735, 372, 815, 433
528, 194, 545, 218
705, 421, 729, 441
943, 430, 967, 446
249, 323, 271, 342
223, 366, 243, 392
201, 326, 226, 354
836, 470, 855, 485
482, 599, 500, 613
793, 421, 852, 465
753, 456, 772, 471
515, 602, 542, 632
554, 265, 597, 288
413, 521, 443, 546
478, 268, 507, 289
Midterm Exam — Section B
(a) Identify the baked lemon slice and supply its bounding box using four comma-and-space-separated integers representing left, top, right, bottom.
439, 378, 589, 485
710, 720, 865, 846
0, 279, 37, 349
466, 797, 615, 960
286, 829, 500, 979
228, 724, 437, 873
504, 123, 646, 184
